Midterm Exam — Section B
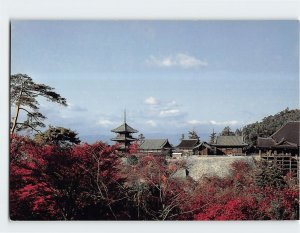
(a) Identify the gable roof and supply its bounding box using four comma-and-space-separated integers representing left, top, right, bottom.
139, 139, 172, 150
111, 123, 138, 133
214, 136, 247, 146
199, 141, 213, 150
177, 139, 200, 149
271, 121, 299, 145
257, 121, 300, 148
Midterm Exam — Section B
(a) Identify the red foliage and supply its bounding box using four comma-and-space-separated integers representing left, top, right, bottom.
10, 134, 299, 220
10, 135, 126, 220
190, 161, 299, 220
123, 154, 193, 220
128, 142, 139, 154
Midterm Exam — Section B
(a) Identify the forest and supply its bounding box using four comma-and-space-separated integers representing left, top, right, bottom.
9, 74, 299, 220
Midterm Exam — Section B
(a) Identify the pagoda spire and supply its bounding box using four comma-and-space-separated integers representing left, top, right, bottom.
124, 109, 126, 123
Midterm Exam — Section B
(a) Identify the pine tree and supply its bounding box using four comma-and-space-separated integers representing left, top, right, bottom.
188, 130, 200, 140
34, 126, 80, 147
209, 129, 217, 144
10, 74, 67, 134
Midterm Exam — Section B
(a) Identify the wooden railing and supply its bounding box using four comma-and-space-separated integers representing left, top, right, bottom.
260, 153, 299, 179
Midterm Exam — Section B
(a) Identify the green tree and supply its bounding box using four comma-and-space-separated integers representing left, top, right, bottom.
35, 126, 81, 147
235, 128, 242, 136
10, 74, 67, 134
220, 126, 235, 136
180, 134, 185, 140
209, 129, 216, 144
188, 130, 200, 140
254, 161, 286, 189
138, 133, 145, 144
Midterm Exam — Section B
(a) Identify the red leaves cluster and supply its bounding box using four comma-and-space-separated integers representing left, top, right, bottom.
10, 135, 299, 220
190, 161, 299, 220
122, 154, 194, 220
10, 135, 125, 220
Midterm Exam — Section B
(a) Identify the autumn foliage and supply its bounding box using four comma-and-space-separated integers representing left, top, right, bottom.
190, 161, 299, 220
10, 135, 299, 220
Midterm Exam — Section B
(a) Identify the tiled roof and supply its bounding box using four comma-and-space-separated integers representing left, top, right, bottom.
177, 139, 200, 149
257, 137, 275, 148
271, 121, 299, 145
214, 136, 247, 146
257, 121, 300, 148
139, 139, 172, 150
111, 123, 138, 133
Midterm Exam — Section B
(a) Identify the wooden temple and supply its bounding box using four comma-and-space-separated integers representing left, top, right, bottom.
257, 121, 299, 177
211, 136, 248, 155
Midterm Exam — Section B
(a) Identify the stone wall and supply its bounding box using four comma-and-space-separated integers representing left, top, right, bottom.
169, 155, 258, 181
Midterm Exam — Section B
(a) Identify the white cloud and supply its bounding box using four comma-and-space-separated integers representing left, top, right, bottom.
159, 109, 180, 117
209, 120, 239, 126
187, 120, 207, 125
146, 120, 157, 127
176, 53, 208, 68
97, 119, 115, 127
146, 53, 208, 69
144, 96, 158, 105
187, 120, 239, 126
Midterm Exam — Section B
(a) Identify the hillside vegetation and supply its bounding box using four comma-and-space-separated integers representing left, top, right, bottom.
243, 108, 300, 146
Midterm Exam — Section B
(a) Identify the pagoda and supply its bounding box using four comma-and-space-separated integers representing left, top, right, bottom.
111, 111, 138, 152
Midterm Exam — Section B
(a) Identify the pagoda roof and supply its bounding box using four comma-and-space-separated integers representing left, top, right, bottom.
111, 123, 138, 133
111, 134, 137, 141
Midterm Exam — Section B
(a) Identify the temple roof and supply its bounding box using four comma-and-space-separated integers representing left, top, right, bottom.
111, 123, 138, 133
213, 136, 247, 147
176, 139, 200, 149
257, 137, 275, 148
271, 121, 299, 145
139, 139, 172, 150
199, 141, 213, 150
257, 121, 300, 149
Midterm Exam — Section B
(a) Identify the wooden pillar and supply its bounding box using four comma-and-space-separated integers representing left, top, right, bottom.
289, 156, 292, 174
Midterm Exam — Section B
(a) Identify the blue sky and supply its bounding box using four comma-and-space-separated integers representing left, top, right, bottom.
11, 20, 299, 144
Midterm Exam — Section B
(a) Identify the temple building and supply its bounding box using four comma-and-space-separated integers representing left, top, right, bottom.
211, 136, 248, 155
139, 139, 173, 156
175, 139, 216, 156
257, 121, 299, 156
176, 139, 202, 156
111, 111, 138, 152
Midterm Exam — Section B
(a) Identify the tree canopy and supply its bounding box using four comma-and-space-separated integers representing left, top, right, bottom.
34, 126, 81, 147
209, 129, 217, 144
188, 130, 200, 140
10, 74, 67, 134
220, 126, 235, 136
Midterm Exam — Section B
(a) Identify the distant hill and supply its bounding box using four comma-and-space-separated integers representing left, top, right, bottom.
242, 108, 300, 146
